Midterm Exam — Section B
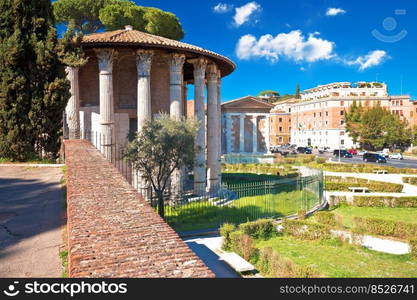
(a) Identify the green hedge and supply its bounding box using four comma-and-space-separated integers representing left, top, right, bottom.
282, 219, 332, 240
325, 182, 403, 193
239, 219, 277, 240
353, 196, 417, 208
229, 231, 258, 261
353, 217, 417, 239
219, 223, 236, 251
257, 247, 319, 278
403, 177, 417, 185
319, 163, 417, 174
315, 211, 337, 226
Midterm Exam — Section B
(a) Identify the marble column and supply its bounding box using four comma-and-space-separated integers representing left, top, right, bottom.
206, 64, 220, 192
134, 49, 153, 193
252, 116, 258, 153
65, 66, 80, 139
169, 54, 186, 193
239, 114, 245, 153
95, 48, 117, 160
266, 115, 271, 153
225, 114, 232, 153
190, 58, 208, 193
216, 70, 222, 186
136, 50, 154, 132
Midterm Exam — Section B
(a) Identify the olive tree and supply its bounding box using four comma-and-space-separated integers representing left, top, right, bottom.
123, 114, 199, 218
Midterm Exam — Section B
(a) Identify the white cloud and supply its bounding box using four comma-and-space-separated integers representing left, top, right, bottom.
213, 3, 234, 13
326, 8, 346, 16
345, 50, 388, 71
236, 30, 335, 63
233, 2, 262, 27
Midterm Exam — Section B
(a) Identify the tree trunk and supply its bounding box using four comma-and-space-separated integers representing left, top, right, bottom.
157, 190, 165, 219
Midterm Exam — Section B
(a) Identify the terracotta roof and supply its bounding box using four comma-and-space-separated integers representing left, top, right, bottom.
81, 29, 235, 77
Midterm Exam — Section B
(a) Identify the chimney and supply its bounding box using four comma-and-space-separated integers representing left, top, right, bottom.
125, 25, 133, 31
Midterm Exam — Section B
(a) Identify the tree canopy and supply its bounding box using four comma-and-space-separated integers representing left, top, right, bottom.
259, 90, 280, 97
123, 114, 199, 218
0, 0, 70, 161
345, 103, 411, 151
53, 0, 184, 40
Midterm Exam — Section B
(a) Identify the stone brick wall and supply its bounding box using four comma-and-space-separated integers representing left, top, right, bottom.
64, 140, 214, 278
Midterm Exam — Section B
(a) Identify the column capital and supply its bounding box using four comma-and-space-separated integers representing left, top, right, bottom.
94, 49, 117, 74
136, 49, 154, 77
206, 64, 218, 82
189, 58, 208, 79
169, 53, 186, 71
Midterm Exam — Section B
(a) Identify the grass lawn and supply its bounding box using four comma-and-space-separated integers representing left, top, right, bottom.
330, 205, 417, 228
166, 191, 319, 232
257, 235, 417, 277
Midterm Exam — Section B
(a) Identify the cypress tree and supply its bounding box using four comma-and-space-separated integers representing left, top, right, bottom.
295, 84, 301, 99
0, 0, 70, 161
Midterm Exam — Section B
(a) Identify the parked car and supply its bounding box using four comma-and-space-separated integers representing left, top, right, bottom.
297, 147, 312, 154
363, 153, 387, 163
348, 149, 358, 155
333, 149, 353, 158
389, 153, 404, 160
358, 150, 367, 156
377, 151, 389, 158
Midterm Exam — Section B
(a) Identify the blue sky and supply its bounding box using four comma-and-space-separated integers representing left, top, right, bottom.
58, 0, 417, 101
134, 0, 417, 101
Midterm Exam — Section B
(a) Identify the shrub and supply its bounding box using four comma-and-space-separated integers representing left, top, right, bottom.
320, 163, 417, 174
229, 231, 257, 261
315, 157, 327, 164
239, 219, 277, 240
297, 209, 307, 220
325, 182, 403, 193
410, 239, 417, 258
219, 223, 236, 251
353, 196, 417, 208
353, 217, 417, 239
315, 211, 337, 226
328, 195, 347, 207
403, 177, 417, 185
257, 246, 320, 278
282, 219, 332, 240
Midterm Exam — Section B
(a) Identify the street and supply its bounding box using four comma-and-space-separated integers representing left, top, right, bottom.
316, 152, 417, 169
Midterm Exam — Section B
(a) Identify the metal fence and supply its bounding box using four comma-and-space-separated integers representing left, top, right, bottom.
67, 129, 324, 232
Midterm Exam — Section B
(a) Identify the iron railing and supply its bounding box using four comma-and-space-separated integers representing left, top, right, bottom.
67, 129, 324, 232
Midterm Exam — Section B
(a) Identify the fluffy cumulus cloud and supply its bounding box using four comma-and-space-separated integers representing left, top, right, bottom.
233, 2, 262, 27
326, 8, 346, 16
345, 50, 388, 71
213, 3, 234, 13
236, 30, 335, 63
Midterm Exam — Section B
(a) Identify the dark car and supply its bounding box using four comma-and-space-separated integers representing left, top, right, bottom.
333, 149, 353, 158
297, 147, 312, 154
363, 153, 387, 163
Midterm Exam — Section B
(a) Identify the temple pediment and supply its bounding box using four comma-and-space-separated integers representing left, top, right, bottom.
221, 96, 275, 112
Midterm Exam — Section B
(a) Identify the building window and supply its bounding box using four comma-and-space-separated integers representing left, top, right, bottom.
340, 131, 345, 136
341, 139, 345, 145
340, 101, 344, 106
279, 137, 283, 143
279, 127, 283, 132
340, 120, 345, 125
279, 118, 282, 122
340, 110, 344, 116
325, 111, 328, 117
319, 112, 322, 117
289, 127, 291, 131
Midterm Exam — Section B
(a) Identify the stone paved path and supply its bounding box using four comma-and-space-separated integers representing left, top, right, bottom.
0, 166, 64, 277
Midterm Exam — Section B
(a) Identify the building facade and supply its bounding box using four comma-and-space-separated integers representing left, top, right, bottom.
64, 26, 235, 193
221, 96, 274, 154
222, 82, 417, 154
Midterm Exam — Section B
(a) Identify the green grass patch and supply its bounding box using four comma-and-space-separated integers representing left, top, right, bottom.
166, 190, 320, 232
325, 176, 403, 193
257, 235, 417, 277
59, 250, 68, 278
330, 206, 417, 229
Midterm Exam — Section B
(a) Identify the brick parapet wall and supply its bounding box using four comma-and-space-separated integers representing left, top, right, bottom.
64, 140, 214, 278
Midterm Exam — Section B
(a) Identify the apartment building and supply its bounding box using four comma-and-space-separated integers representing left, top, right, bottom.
289, 82, 417, 150
220, 82, 417, 154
